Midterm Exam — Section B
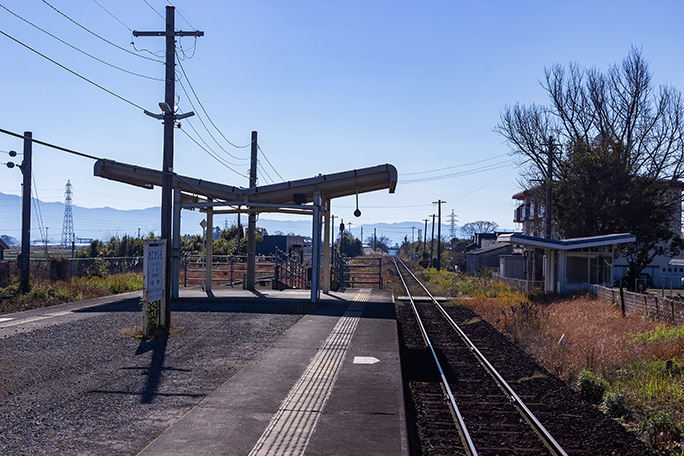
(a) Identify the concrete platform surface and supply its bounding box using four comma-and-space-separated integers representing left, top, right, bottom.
137, 288, 408, 456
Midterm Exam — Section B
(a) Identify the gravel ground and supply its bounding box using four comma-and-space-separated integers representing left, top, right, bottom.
0, 296, 312, 456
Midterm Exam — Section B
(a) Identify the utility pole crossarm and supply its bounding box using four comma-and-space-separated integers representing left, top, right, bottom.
132, 31, 204, 37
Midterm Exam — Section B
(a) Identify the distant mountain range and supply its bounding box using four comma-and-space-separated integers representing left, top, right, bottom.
0, 192, 451, 246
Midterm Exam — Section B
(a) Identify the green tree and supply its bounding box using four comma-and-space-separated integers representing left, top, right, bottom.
553, 142, 631, 237
449, 238, 470, 272
398, 241, 421, 262
75, 239, 100, 258
180, 234, 204, 255
365, 235, 391, 253
338, 234, 363, 257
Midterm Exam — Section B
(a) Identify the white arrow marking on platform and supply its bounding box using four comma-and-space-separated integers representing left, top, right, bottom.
353, 356, 379, 365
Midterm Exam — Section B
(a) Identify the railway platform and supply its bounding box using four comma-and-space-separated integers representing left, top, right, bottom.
138, 287, 408, 456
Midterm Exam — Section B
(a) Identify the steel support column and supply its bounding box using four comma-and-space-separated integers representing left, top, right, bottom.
311, 192, 322, 302
172, 188, 181, 298
322, 199, 330, 293
206, 202, 213, 293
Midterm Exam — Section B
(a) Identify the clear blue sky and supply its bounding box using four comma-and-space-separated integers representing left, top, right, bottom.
2, 0, 684, 239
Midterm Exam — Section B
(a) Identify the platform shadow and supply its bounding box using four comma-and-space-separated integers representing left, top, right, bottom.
135, 335, 169, 404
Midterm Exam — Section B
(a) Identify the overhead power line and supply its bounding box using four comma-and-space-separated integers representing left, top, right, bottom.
0, 128, 102, 160
176, 77, 249, 161
0, 30, 148, 112
0, 3, 162, 81
400, 160, 515, 184
177, 36, 198, 60
41, 0, 164, 63
175, 55, 252, 151
402, 153, 509, 176
175, 52, 287, 181
141, 0, 195, 33
446, 167, 516, 200
90, 0, 132, 32
257, 144, 284, 181
142, 0, 165, 21
182, 117, 244, 166
31, 172, 47, 244
178, 126, 249, 179
167, 0, 194, 29
257, 160, 274, 184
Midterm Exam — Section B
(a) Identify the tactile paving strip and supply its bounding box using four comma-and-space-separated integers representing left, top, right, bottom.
248, 290, 371, 456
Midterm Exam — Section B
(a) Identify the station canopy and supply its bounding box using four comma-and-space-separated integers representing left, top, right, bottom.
497, 233, 636, 250
94, 159, 398, 207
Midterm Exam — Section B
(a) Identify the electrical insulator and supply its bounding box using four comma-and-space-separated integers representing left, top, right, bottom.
9, 150, 17, 157
6, 162, 14, 169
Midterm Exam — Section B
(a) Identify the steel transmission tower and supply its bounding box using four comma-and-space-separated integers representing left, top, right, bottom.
60, 180, 75, 248
448, 209, 458, 239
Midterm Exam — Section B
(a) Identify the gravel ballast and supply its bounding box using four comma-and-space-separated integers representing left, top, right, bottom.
396, 300, 655, 455
0, 296, 312, 455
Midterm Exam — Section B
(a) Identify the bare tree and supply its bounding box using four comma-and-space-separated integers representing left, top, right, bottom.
461, 221, 499, 238
496, 48, 684, 289
497, 48, 684, 183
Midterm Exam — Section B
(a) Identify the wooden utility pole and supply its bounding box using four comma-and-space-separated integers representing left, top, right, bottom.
19, 131, 32, 293
134, 6, 203, 329
545, 137, 554, 239
430, 214, 436, 267
433, 200, 446, 270
246, 131, 258, 290
423, 218, 428, 258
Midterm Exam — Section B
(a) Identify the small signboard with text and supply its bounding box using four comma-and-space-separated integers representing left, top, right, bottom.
143, 239, 166, 337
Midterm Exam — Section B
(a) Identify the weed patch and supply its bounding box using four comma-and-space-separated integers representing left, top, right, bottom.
577, 368, 608, 404
0, 272, 142, 315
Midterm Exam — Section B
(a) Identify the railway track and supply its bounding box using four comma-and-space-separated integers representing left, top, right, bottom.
394, 257, 567, 456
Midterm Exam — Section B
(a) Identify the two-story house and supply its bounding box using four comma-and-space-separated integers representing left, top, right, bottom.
511, 186, 547, 283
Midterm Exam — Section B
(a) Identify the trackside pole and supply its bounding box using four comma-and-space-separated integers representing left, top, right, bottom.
19, 131, 32, 293
172, 189, 181, 299
246, 131, 258, 290
322, 199, 331, 293
206, 203, 213, 293
311, 192, 322, 302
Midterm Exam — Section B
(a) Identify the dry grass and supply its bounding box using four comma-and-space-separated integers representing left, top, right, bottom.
464, 292, 684, 452
466, 295, 672, 381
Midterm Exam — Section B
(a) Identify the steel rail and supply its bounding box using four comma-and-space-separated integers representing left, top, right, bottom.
392, 258, 478, 456
395, 257, 568, 456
